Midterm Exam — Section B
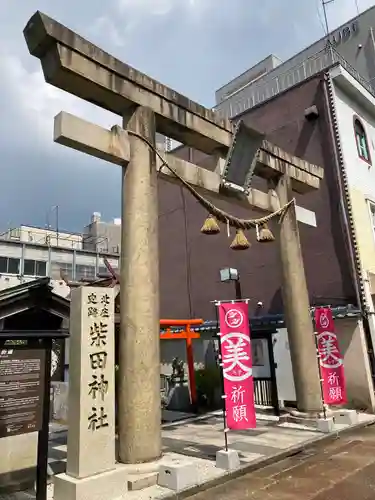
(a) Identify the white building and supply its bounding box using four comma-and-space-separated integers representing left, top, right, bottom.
215, 5, 375, 119
328, 64, 375, 352
83, 212, 121, 253
0, 227, 119, 296
3, 225, 83, 249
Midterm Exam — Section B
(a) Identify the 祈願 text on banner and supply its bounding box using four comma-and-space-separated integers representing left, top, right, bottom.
315, 306, 347, 406
217, 301, 256, 430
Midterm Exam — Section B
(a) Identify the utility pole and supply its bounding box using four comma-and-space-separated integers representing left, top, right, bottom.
322, 0, 334, 35
46, 205, 59, 246
55, 205, 59, 247
355, 0, 360, 15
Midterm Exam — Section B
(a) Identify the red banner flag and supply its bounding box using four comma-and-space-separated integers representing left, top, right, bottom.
315, 307, 347, 406
217, 302, 256, 430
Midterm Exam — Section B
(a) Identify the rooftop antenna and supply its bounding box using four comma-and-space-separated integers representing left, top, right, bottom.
354, 0, 360, 15
321, 0, 334, 35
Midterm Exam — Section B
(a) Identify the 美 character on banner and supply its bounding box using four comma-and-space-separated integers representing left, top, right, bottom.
315, 307, 347, 406
217, 301, 256, 430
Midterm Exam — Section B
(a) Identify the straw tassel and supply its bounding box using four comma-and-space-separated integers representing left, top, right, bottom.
200, 214, 220, 235
257, 223, 275, 242
230, 229, 250, 250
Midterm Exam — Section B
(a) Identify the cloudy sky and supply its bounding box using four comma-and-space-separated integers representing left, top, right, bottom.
0, 0, 373, 233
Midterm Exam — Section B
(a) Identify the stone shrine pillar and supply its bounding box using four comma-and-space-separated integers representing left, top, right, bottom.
276, 175, 322, 413
118, 106, 162, 464
54, 287, 128, 500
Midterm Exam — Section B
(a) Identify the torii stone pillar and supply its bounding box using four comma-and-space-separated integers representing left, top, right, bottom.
118, 106, 161, 462
276, 176, 322, 413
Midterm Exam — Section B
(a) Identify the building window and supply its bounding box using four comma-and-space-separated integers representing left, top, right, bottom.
76, 264, 96, 281
98, 266, 119, 278
354, 117, 371, 164
24, 259, 47, 276
0, 257, 20, 274
9, 228, 20, 240
52, 262, 73, 280
98, 266, 110, 276
369, 201, 375, 236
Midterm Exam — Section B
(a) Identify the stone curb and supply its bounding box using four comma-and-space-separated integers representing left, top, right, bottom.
165, 416, 375, 500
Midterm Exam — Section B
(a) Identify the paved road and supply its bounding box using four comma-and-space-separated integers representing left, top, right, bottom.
190, 423, 375, 500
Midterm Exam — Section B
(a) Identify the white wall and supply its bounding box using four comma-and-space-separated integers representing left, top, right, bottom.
7, 226, 82, 249
331, 67, 375, 197
272, 319, 375, 411
338, 317, 375, 411
273, 328, 296, 404
331, 66, 375, 281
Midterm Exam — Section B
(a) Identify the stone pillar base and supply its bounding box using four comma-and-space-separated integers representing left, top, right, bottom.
279, 411, 318, 428
120, 461, 160, 491
280, 410, 335, 431
290, 409, 332, 419
54, 466, 128, 500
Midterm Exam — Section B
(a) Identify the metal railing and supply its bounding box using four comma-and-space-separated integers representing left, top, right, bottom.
214, 45, 375, 119
253, 377, 274, 407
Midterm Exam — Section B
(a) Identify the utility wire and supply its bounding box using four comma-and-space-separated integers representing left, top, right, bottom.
315, 0, 327, 35
321, 0, 335, 35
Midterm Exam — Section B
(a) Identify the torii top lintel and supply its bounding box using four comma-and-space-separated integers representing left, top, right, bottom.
23, 11, 232, 155
23, 11, 323, 191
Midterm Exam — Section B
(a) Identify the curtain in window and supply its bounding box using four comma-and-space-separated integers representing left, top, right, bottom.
354, 119, 370, 162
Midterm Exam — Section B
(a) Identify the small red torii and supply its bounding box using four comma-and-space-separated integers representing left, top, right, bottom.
100, 260, 202, 406
160, 319, 203, 406
66, 259, 203, 408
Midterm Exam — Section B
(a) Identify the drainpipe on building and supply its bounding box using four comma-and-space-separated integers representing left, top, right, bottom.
323, 73, 375, 386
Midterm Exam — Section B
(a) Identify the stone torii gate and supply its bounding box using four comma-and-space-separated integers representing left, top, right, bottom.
24, 12, 324, 465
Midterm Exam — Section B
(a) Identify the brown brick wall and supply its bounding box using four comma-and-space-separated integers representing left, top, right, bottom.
159, 75, 356, 320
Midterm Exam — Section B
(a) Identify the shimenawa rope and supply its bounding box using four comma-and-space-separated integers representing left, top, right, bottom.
123, 129, 295, 230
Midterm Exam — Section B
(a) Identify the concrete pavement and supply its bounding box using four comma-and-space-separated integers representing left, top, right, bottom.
2, 413, 375, 499
188, 422, 375, 500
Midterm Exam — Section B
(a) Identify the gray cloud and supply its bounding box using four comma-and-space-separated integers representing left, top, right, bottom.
0, 0, 373, 232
